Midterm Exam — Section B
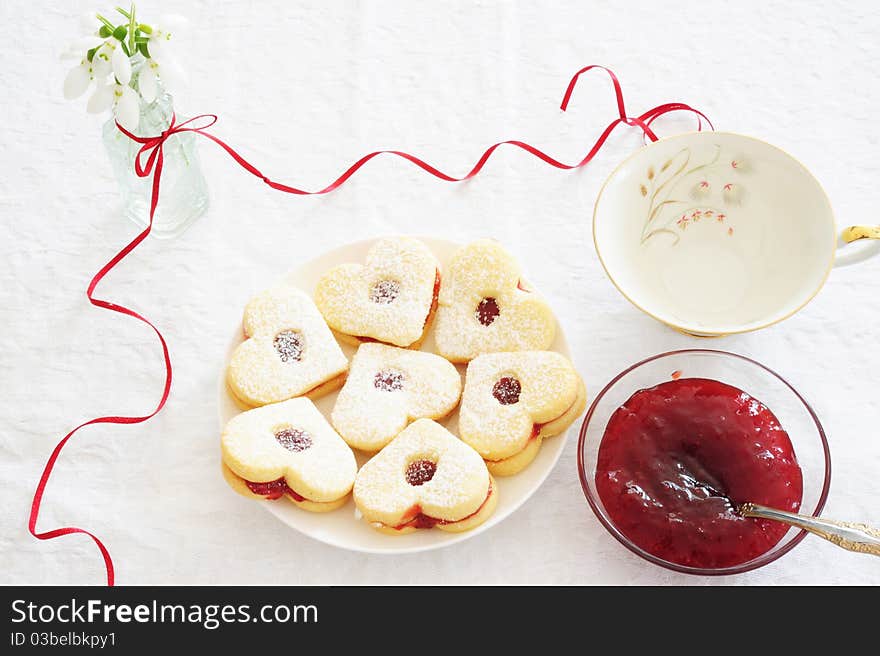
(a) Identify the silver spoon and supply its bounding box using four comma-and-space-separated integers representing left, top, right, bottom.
739, 503, 880, 556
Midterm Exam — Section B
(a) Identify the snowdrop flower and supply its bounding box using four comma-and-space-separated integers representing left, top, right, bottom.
144, 14, 187, 54
62, 6, 188, 129
62, 36, 109, 99
63, 36, 132, 99
88, 82, 140, 132
138, 14, 188, 101
137, 60, 159, 103
106, 38, 132, 85
64, 55, 106, 99
137, 55, 186, 103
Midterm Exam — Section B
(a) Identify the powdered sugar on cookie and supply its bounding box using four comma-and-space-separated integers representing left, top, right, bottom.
221, 398, 357, 504
433, 239, 556, 362
227, 286, 349, 407
331, 343, 462, 452
353, 419, 491, 528
459, 351, 582, 461
314, 237, 440, 347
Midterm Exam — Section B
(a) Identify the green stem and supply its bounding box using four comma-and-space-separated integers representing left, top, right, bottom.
128, 4, 137, 56
115, 6, 131, 19
96, 13, 115, 31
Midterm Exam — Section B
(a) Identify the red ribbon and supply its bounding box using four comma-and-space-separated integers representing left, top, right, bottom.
29, 65, 710, 586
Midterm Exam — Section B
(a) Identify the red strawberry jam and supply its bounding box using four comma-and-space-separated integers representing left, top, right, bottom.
273, 330, 304, 362
374, 369, 405, 391
492, 377, 522, 405
476, 297, 500, 326
370, 280, 401, 304
405, 460, 437, 486
245, 477, 306, 502
392, 480, 495, 530
357, 270, 441, 342
596, 378, 802, 569
274, 428, 312, 452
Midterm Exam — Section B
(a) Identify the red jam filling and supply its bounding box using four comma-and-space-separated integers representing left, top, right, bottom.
273, 330, 304, 362
244, 477, 306, 502
370, 279, 401, 304
392, 480, 494, 530
595, 378, 803, 569
405, 459, 437, 486
274, 428, 312, 452
425, 269, 441, 328
374, 369, 405, 391
492, 376, 521, 405
475, 297, 500, 326
485, 381, 585, 463
402, 513, 443, 530
486, 383, 586, 463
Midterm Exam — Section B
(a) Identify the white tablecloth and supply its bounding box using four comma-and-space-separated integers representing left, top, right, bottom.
3, 0, 878, 585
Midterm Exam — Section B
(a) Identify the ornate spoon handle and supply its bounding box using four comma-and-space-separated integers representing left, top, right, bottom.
740, 503, 880, 556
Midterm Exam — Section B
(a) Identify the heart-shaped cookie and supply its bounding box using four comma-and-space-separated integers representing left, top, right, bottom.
459, 351, 586, 476
433, 239, 556, 362
331, 343, 462, 452
314, 237, 440, 348
353, 419, 497, 533
226, 285, 349, 408
221, 397, 357, 512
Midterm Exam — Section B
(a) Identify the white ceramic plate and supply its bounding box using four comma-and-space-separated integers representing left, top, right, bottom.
218, 237, 577, 554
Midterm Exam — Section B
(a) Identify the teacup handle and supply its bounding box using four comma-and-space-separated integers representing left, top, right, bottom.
835, 225, 880, 267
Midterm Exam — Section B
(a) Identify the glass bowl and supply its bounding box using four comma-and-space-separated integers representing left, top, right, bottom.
577, 349, 831, 575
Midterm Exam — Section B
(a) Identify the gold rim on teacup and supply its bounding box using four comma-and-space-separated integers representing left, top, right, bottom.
593, 131, 880, 337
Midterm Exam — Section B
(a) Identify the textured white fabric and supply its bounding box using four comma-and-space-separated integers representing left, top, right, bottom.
1, 0, 878, 584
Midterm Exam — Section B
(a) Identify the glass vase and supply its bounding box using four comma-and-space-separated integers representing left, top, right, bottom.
102, 58, 209, 239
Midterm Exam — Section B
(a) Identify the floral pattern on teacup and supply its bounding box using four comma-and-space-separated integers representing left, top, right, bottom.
640, 145, 749, 246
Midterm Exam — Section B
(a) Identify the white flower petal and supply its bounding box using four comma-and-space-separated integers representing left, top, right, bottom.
87, 83, 115, 113
111, 43, 132, 84
138, 64, 158, 103
63, 64, 92, 99
146, 34, 166, 59
115, 86, 140, 132
157, 55, 186, 92
91, 50, 112, 77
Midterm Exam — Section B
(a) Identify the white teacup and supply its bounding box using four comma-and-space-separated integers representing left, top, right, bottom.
593, 131, 880, 336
